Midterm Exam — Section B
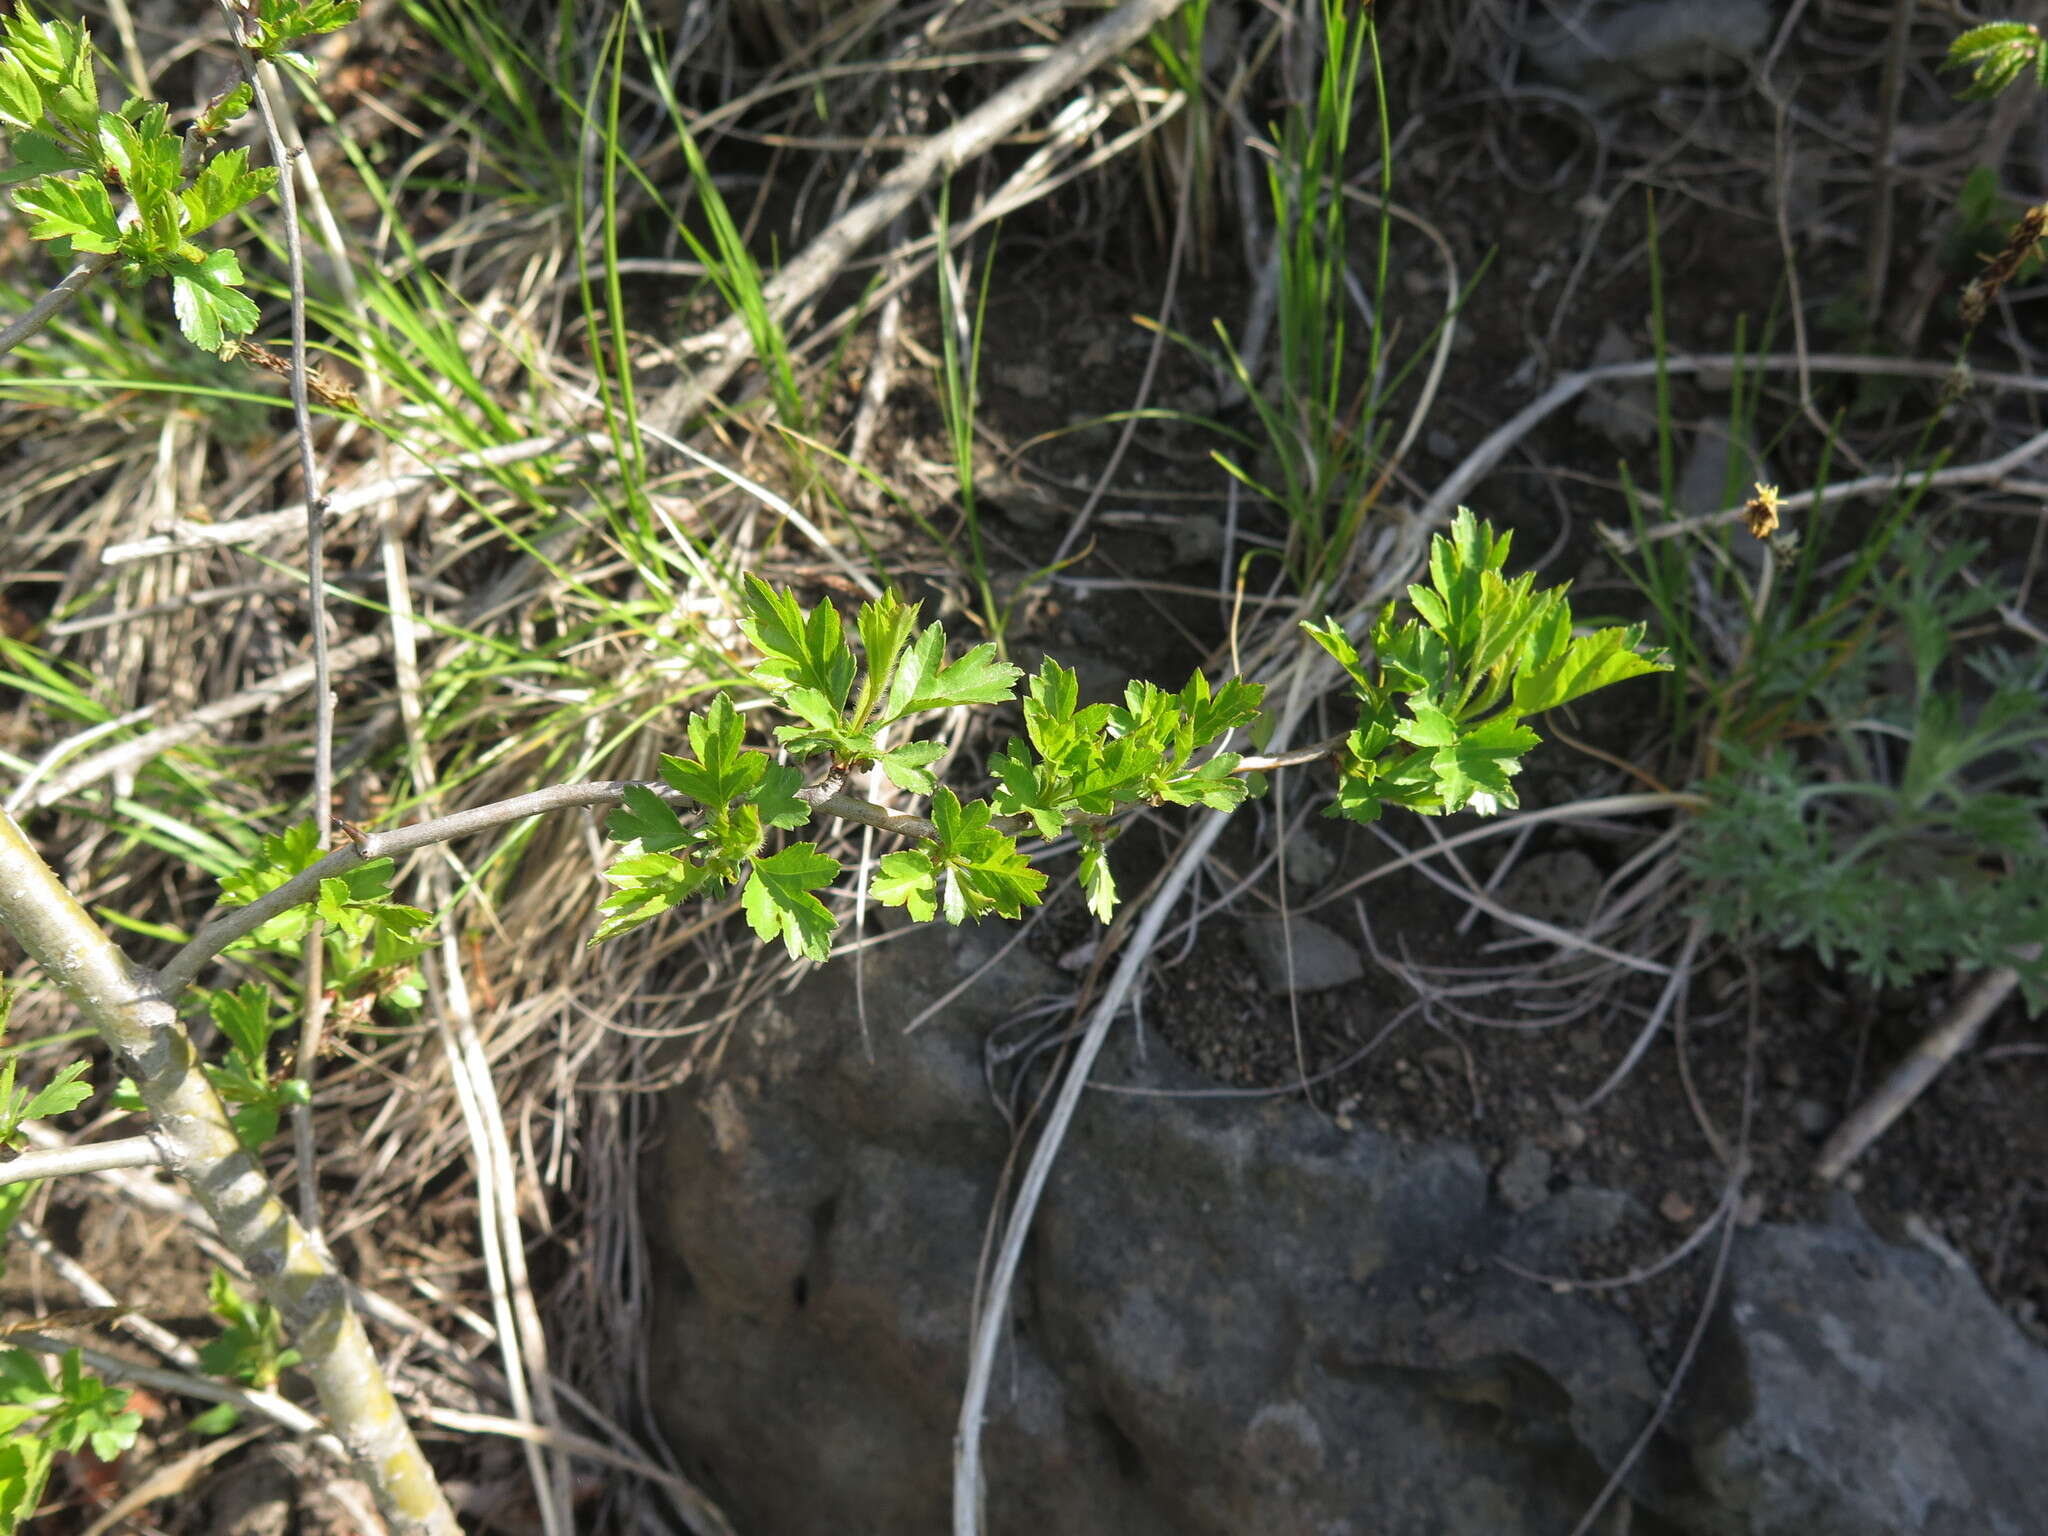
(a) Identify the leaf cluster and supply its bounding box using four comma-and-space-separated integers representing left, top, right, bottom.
188, 983, 308, 1154
0, 1348, 140, 1536
0, 1, 355, 352
597, 692, 834, 955
597, 520, 1664, 960
193, 1270, 301, 1429
1945, 20, 2048, 101
1306, 508, 1668, 823
0, 983, 90, 1148
738, 575, 1021, 790
217, 822, 432, 1019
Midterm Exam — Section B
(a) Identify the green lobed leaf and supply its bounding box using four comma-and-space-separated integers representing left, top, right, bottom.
0, 129, 89, 187
0, 51, 43, 133
592, 851, 709, 944
740, 575, 855, 716
659, 694, 764, 811
18, 1059, 90, 1123
195, 80, 253, 137
1393, 700, 1459, 749
96, 103, 180, 244
687, 800, 761, 881
1426, 713, 1540, 814
853, 591, 920, 725
0, 8, 95, 140
989, 739, 1063, 838
876, 738, 946, 796
1301, 615, 1371, 692
204, 982, 276, 1064
247, 0, 361, 55
168, 246, 261, 352
870, 849, 938, 922
891, 632, 1021, 719
177, 145, 276, 235
606, 783, 691, 852
751, 760, 810, 830
1946, 21, 2044, 99
1180, 672, 1265, 747
742, 844, 840, 961
925, 788, 1045, 920
1158, 754, 1250, 812
0, 1427, 53, 1536
1512, 623, 1669, 716
11, 172, 119, 251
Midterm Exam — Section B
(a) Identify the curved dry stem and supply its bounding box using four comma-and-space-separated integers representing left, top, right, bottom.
0, 810, 458, 1536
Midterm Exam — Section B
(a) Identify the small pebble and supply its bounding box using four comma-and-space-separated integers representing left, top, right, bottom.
1792, 1098, 1832, 1139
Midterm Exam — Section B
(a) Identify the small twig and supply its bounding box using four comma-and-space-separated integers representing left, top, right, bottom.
1814, 960, 2027, 1182
0, 1136, 167, 1186
161, 778, 656, 997
160, 771, 1117, 997
1425, 350, 2048, 537
1233, 735, 1345, 772
1604, 422, 2048, 553
3, 708, 157, 813
0, 252, 119, 360
212, 2, 338, 1242
214, 4, 334, 842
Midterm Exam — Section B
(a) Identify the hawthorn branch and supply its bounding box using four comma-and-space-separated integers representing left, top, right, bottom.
163, 753, 1278, 999
0, 809, 457, 1536
0, 1136, 167, 1186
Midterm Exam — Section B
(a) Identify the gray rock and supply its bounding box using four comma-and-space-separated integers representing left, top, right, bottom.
1576, 323, 1656, 447
1677, 416, 1772, 518
1791, 1097, 1832, 1139
1239, 914, 1364, 994
1495, 1141, 1555, 1213
641, 926, 2048, 1536
1494, 849, 1604, 931
1523, 0, 1774, 104
1667, 1219, 2048, 1535
1279, 833, 1337, 891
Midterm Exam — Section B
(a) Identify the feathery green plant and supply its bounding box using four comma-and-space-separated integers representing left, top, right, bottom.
1686, 528, 2048, 1009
